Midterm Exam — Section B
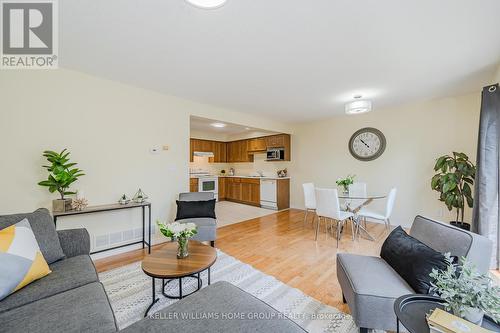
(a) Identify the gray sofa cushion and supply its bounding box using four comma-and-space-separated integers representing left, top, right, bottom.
0, 208, 65, 264
0, 255, 98, 313
122, 281, 306, 333
337, 253, 414, 331
0, 282, 117, 333
178, 217, 217, 242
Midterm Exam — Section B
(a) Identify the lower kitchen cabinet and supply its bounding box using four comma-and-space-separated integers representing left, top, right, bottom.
222, 177, 287, 209
189, 178, 199, 192
218, 177, 226, 200
240, 178, 260, 206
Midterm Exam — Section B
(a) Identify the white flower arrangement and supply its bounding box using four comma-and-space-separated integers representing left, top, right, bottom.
157, 221, 197, 240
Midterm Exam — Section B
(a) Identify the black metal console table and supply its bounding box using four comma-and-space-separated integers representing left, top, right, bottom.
53, 201, 152, 254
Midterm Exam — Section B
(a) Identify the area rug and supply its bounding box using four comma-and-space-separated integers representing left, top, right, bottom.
99, 249, 357, 333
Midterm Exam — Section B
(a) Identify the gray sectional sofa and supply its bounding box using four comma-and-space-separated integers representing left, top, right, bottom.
0, 209, 304, 333
0, 209, 117, 333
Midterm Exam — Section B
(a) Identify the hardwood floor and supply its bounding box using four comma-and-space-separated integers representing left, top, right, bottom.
94, 208, 391, 313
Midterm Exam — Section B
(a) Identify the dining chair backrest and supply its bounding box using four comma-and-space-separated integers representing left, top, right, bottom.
348, 182, 367, 210
315, 188, 342, 220
385, 188, 397, 218
302, 183, 316, 209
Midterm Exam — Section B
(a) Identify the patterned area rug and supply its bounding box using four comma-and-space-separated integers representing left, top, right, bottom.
99, 249, 357, 332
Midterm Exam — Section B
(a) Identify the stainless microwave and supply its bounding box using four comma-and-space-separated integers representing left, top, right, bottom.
266, 148, 285, 161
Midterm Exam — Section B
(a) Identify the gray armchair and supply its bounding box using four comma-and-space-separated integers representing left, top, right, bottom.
337, 215, 493, 333
177, 192, 217, 247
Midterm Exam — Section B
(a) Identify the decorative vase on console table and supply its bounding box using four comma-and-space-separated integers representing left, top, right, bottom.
157, 221, 198, 259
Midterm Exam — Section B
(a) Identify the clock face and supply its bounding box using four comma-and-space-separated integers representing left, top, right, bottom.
348, 128, 386, 161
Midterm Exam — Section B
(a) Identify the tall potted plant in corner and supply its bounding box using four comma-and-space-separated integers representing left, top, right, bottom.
38, 149, 85, 212
431, 152, 475, 230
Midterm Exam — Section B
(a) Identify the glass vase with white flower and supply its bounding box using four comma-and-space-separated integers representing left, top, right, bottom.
336, 175, 356, 195
157, 221, 198, 259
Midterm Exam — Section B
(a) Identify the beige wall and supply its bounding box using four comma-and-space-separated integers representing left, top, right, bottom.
0, 69, 292, 254
289, 92, 481, 227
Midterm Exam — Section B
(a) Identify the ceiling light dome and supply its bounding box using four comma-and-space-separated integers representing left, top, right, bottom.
185, 0, 227, 9
345, 97, 372, 115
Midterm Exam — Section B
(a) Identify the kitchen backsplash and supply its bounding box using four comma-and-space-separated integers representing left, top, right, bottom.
189, 153, 291, 177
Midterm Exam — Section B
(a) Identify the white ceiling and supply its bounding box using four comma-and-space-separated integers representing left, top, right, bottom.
190, 116, 276, 136
60, 0, 500, 122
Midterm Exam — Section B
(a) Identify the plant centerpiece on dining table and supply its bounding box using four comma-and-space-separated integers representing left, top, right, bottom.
157, 221, 197, 259
336, 175, 356, 194
429, 255, 500, 325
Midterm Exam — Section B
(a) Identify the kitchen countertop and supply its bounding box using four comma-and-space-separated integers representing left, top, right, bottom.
190, 175, 290, 180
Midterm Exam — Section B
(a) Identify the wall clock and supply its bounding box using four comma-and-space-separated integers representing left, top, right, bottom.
348, 127, 386, 161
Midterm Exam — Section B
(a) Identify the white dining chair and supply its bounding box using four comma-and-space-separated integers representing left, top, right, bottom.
346, 182, 367, 211
302, 183, 317, 227
315, 188, 355, 247
357, 188, 397, 229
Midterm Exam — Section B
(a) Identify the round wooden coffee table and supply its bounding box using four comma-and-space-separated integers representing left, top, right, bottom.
142, 240, 217, 317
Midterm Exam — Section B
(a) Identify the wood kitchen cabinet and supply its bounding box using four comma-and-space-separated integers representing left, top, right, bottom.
226, 141, 253, 163
247, 137, 267, 152
189, 178, 199, 192
190, 139, 226, 163
218, 177, 226, 200
225, 177, 241, 200
240, 178, 260, 206
189, 133, 291, 162
223, 177, 260, 206
209, 141, 227, 163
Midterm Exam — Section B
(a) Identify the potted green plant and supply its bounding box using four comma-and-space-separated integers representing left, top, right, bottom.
336, 175, 356, 194
431, 152, 475, 230
429, 255, 500, 325
38, 149, 85, 212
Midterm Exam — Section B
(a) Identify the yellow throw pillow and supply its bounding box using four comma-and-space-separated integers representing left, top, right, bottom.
0, 218, 51, 301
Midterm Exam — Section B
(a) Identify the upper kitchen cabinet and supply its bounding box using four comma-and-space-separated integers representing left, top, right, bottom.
209, 141, 227, 163
190, 138, 226, 163
227, 140, 253, 163
247, 137, 267, 152
265, 134, 291, 161
189, 133, 291, 163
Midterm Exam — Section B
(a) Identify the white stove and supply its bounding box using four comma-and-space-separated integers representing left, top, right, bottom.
189, 169, 218, 200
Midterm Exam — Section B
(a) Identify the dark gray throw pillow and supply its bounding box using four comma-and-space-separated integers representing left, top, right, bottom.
0, 208, 65, 264
380, 226, 448, 294
175, 199, 216, 221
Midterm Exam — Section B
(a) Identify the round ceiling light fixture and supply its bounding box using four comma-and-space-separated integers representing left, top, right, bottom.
211, 122, 227, 128
185, 0, 227, 9
345, 96, 372, 115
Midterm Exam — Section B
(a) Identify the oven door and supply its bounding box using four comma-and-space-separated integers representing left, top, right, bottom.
198, 178, 218, 193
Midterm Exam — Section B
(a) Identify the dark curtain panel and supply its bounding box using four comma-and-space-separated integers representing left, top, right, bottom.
472, 83, 500, 269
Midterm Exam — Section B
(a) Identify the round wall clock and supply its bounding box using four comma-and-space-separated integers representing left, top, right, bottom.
348, 127, 386, 161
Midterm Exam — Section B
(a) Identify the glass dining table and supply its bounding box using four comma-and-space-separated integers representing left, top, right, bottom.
338, 193, 387, 241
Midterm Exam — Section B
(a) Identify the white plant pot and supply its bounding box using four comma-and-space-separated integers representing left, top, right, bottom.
463, 307, 484, 326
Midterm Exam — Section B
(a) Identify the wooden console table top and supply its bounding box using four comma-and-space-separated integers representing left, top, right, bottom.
52, 201, 151, 217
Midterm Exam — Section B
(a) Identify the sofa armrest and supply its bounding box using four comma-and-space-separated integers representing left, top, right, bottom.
57, 228, 91, 258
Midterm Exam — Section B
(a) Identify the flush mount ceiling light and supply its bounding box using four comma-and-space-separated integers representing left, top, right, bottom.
345, 96, 372, 115
185, 0, 227, 9
211, 122, 226, 128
